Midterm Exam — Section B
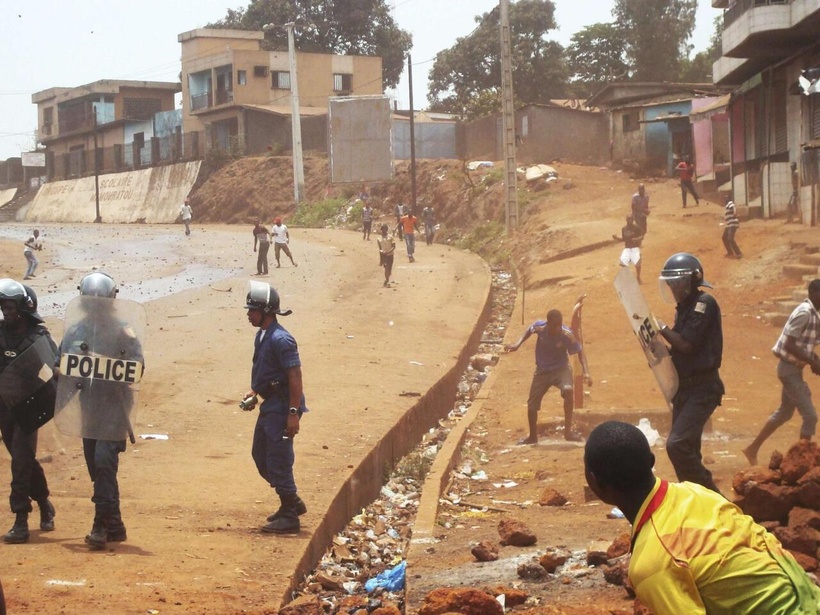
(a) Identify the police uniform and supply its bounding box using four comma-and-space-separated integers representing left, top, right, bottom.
0, 323, 57, 518
250, 321, 306, 500
668, 288, 724, 492
60, 311, 142, 543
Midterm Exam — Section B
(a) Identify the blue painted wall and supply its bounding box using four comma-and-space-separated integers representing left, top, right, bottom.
644, 101, 692, 176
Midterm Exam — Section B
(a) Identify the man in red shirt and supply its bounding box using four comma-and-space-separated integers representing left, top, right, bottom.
675, 158, 700, 208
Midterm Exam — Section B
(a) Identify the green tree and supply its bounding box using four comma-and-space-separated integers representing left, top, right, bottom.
208, 0, 412, 89
613, 0, 698, 81
427, 0, 567, 118
678, 16, 724, 83
566, 23, 629, 98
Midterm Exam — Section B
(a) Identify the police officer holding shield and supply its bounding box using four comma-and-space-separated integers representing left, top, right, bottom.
0, 279, 58, 544
56, 272, 145, 549
243, 281, 308, 534
657, 253, 724, 494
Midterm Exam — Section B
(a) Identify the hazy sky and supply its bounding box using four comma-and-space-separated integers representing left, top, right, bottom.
0, 0, 719, 160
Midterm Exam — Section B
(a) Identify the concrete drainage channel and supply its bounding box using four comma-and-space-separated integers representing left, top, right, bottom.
287, 269, 517, 613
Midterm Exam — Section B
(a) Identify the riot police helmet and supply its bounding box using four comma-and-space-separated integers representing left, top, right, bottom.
659, 252, 712, 304
0, 278, 43, 323
244, 280, 292, 316
78, 271, 118, 298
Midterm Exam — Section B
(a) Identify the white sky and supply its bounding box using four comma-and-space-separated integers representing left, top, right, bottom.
0, 0, 719, 160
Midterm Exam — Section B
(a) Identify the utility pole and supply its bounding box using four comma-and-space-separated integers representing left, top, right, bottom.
499, 0, 518, 231
285, 22, 306, 208
408, 55, 417, 216
93, 112, 101, 223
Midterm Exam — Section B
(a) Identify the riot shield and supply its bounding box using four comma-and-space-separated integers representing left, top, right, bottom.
0, 335, 59, 433
55, 295, 146, 441
614, 267, 678, 410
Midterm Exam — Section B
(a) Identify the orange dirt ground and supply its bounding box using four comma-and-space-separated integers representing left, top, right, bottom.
1, 160, 818, 614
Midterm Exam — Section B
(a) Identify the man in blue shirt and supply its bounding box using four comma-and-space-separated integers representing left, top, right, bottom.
505, 309, 590, 444
243, 281, 308, 534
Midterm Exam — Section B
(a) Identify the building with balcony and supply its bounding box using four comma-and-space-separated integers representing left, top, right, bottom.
178, 28, 383, 156
712, 0, 820, 222
32, 80, 181, 180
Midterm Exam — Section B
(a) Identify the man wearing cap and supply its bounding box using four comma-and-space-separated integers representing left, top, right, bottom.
243, 281, 308, 533
271, 217, 297, 268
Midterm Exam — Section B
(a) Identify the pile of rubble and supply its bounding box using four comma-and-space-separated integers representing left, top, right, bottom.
280, 271, 516, 614
733, 440, 820, 572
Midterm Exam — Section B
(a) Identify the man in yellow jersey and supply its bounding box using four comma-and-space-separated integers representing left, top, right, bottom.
584, 421, 820, 614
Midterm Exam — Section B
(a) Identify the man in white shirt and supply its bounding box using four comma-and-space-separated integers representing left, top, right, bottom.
271, 217, 297, 268
180, 198, 193, 236
23, 230, 42, 280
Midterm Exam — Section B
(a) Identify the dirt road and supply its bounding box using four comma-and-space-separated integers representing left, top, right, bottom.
404, 166, 820, 613
0, 222, 490, 614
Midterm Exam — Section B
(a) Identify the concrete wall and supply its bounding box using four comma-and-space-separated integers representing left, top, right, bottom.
0, 188, 16, 207
22, 161, 201, 223
461, 114, 500, 161
517, 106, 608, 165
393, 120, 457, 160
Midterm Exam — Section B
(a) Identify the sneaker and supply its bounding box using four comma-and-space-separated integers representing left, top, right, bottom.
39, 499, 55, 532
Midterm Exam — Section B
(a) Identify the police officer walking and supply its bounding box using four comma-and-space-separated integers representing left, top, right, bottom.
0, 279, 58, 544
243, 281, 308, 533
56, 272, 145, 550
657, 253, 724, 494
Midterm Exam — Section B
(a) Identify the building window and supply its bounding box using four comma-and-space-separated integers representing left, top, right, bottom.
42, 107, 53, 135
272, 71, 291, 90
622, 112, 639, 133
254, 65, 268, 78
124, 97, 162, 120
237, 70, 247, 85
333, 73, 353, 93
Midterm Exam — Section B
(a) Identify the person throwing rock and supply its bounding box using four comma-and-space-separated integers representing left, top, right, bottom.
505, 309, 590, 444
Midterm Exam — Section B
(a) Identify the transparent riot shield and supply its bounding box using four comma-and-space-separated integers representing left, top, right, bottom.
54, 295, 146, 441
0, 335, 59, 433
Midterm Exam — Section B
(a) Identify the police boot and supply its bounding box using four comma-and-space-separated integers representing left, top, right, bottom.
261, 495, 300, 534
106, 507, 127, 543
3, 513, 29, 544
38, 499, 55, 532
85, 514, 108, 550
266, 493, 307, 522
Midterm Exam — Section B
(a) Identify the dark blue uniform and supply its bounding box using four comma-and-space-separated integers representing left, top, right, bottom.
250, 322, 306, 496
668, 290, 724, 492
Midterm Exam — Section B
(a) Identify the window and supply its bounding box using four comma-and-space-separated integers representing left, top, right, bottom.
333, 73, 353, 93
42, 107, 53, 135
237, 70, 247, 85
124, 97, 162, 120
272, 71, 291, 90
253, 65, 268, 78
622, 112, 639, 133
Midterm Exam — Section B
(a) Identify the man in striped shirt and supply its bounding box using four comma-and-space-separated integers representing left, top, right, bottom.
743, 279, 820, 465
722, 195, 742, 258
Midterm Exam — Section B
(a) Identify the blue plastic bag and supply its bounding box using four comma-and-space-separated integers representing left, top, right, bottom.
364, 560, 406, 593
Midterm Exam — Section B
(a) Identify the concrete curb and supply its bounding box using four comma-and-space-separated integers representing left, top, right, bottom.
405, 363, 501, 609
279, 258, 495, 606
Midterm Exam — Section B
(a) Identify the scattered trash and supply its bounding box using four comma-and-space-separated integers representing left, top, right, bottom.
139, 434, 169, 440
46, 579, 86, 587
608, 507, 625, 519
409, 361, 424, 366
636, 418, 662, 447
364, 560, 406, 593
466, 161, 494, 171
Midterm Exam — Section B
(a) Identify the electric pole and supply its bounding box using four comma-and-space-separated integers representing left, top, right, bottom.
499, 0, 518, 231
285, 22, 306, 208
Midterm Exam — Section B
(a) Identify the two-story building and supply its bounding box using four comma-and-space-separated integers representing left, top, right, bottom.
712, 0, 820, 222
32, 80, 181, 180
178, 28, 383, 156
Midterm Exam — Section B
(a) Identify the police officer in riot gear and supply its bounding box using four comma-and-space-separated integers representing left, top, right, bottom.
243, 281, 308, 533
0, 279, 58, 544
59, 272, 143, 549
657, 253, 724, 494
